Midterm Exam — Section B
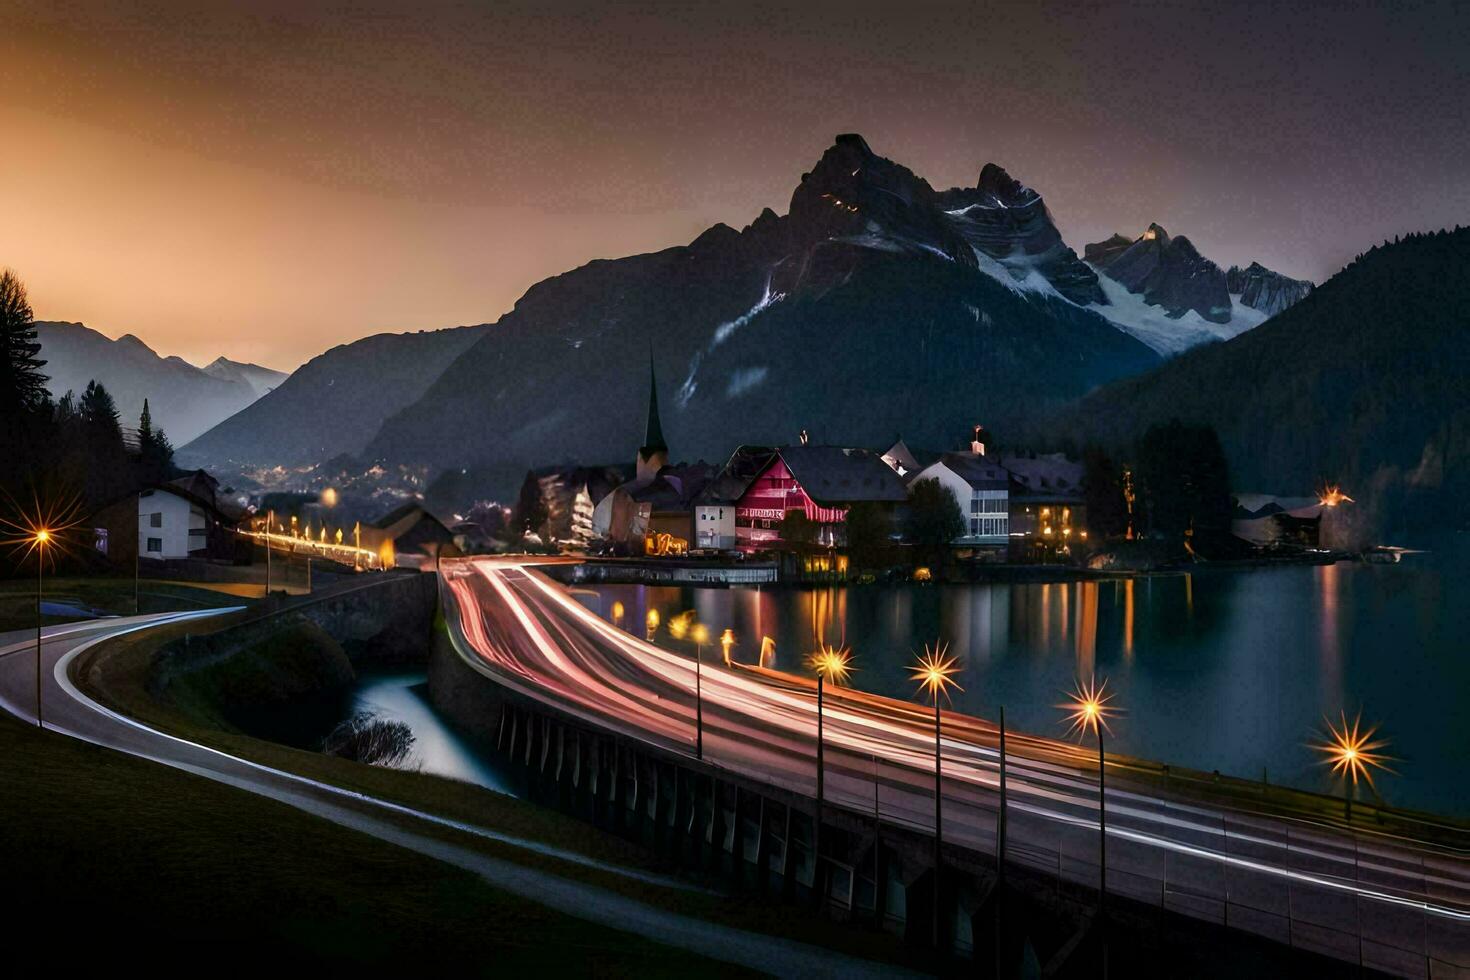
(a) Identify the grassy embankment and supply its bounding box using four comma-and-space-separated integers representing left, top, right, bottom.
0, 711, 744, 976
72, 611, 924, 968
0, 575, 250, 631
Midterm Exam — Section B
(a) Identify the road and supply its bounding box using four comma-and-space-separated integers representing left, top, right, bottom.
0, 609, 918, 978
441, 557, 1470, 977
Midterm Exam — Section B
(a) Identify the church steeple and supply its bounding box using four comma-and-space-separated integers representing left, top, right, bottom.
636, 353, 669, 482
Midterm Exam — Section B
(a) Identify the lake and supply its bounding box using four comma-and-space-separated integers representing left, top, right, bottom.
576, 538, 1470, 819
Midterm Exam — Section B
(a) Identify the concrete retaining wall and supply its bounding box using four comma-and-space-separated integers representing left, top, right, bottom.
149, 572, 437, 701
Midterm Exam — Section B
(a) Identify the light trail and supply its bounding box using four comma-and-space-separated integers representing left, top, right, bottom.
442, 557, 1470, 941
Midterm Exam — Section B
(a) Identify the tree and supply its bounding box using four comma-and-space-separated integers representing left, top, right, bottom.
1135, 420, 1232, 537
78, 380, 128, 507
0, 269, 53, 500
136, 398, 176, 485
904, 478, 964, 569
0, 269, 48, 418
1083, 446, 1129, 540
845, 500, 895, 571
777, 509, 818, 548
510, 472, 548, 539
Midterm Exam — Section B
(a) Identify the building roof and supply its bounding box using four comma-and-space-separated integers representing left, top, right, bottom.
627, 462, 714, 513
370, 501, 457, 554
1000, 453, 1084, 500
776, 445, 908, 506
880, 437, 942, 480
928, 453, 1011, 491
695, 446, 780, 506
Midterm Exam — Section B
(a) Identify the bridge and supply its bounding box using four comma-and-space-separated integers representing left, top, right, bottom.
440, 557, 1470, 977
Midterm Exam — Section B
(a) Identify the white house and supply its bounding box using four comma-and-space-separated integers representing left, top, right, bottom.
910, 451, 1011, 552
137, 485, 212, 559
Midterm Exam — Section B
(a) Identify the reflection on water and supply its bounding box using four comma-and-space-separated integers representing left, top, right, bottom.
344, 669, 516, 796
581, 542, 1470, 818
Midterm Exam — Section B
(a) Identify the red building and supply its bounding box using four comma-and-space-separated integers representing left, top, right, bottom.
715, 444, 908, 551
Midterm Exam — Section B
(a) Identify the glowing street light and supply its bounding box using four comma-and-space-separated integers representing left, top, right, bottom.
910, 641, 961, 948
3, 496, 84, 728
1059, 674, 1119, 964
645, 608, 659, 641
1312, 710, 1392, 821
808, 644, 853, 904
32, 528, 50, 725
720, 628, 736, 666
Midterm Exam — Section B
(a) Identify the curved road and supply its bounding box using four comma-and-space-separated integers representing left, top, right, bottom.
0, 608, 919, 979
441, 557, 1470, 978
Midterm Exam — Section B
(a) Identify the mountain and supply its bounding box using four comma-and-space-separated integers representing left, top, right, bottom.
1059, 228, 1470, 536
1225, 262, 1313, 317
178, 324, 490, 473
936, 163, 1105, 305
34, 321, 274, 444
362, 135, 1161, 497
1082, 225, 1311, 355
202, 357, 288, 399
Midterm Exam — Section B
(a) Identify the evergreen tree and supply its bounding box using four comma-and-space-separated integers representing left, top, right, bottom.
0, 269, 48, 418
1136, 419, 1232, 536
1083, 446, 1129, 540
510, 472, 549, 539
78, 380, 129, 507
845, 501, 894, 572
0, 269, 56, 503
904, 478, 964, 569
136, 398, 176, 485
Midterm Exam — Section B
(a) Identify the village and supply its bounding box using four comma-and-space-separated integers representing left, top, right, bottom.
76, 360, 1359, 588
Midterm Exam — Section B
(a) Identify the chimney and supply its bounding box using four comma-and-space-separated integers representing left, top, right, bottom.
970, 424, 986, 456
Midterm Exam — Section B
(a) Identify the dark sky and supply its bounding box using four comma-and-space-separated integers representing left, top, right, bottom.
2, 0, 1467, 367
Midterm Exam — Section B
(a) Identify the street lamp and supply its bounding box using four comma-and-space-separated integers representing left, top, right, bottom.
33, 527, 49, 727
910, 641, 961, 949
1313, 710, 1392, 821
1060, 674, 1118, 968
808, 644, 853, 906
691, 622, 709, 759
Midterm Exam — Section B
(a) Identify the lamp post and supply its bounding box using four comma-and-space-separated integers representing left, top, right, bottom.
1314, 710, 1391, 822
691, 622, 709, 759
1061, 675, 1118, 975
808, 644, 853, 908
34, 528, 49, 727
910, 641, 962, 950
265, 509, 274, 595
134, 490, 140, 614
